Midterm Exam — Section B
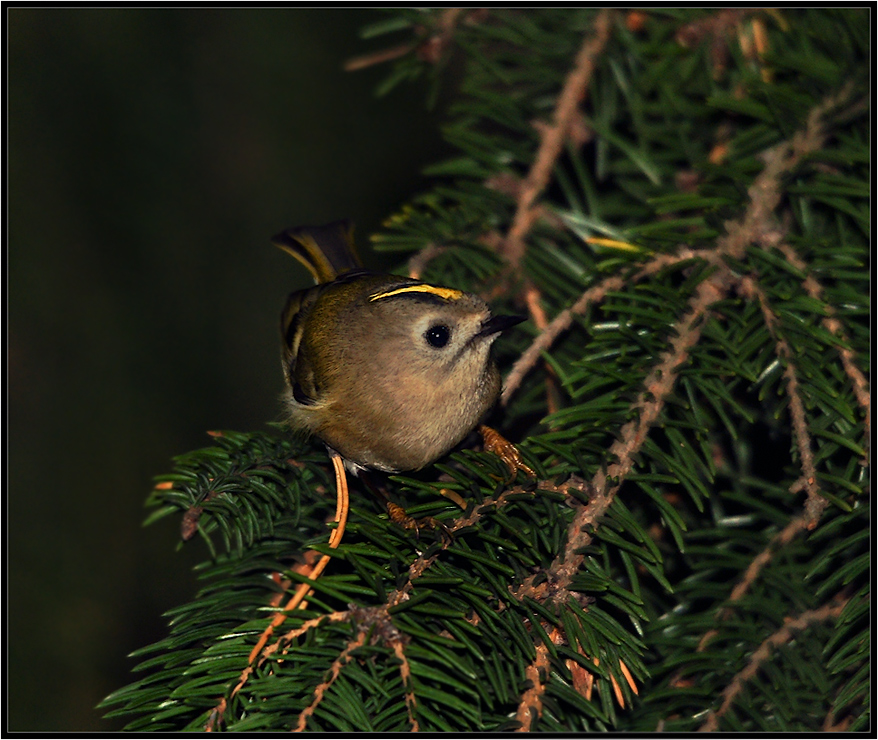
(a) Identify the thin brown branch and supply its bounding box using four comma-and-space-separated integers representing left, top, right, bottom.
211, 610, 353, 730
501, 271, 625, 405
407, 242, 447, 279
523, 282, 563, 415
717, 81, 856, 261
773, 240, 871, 452
204, 697, 225, 732
231, 604, 409, 732
698, 593, 851, 732
691, 223, 867, 660
822, 708, 855, 732
344, 42, 414, 72
501, 246, 713, 405
502, 9, 613, 269
513, 267, 733, 601
733, 515, 812, 604
696, 512, 812, 652
244, 454, 349, 668
739, 276, 824, 526
294, 630, 370, 731
515, 640, 551, 731
390, 638, 419, 731
211, 601, 416, 730
388, 475, 580, 604
273, 610, 353, 659
561, 270, 731, 581
344, 7, 468, 71
454, 477, 579, 533
417, 7, 466, 64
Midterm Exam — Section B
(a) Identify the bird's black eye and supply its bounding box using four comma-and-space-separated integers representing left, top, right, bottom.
425, 323, 451, 348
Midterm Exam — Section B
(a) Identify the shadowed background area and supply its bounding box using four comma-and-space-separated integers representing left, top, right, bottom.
7, 8, 449, 730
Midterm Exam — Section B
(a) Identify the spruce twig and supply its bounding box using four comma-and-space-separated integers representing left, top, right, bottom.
698, 592, 852, 732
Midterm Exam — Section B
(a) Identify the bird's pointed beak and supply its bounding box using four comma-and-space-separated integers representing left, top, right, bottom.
477, 314, 526, 338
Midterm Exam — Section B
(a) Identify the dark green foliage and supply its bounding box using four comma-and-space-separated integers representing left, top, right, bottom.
103, 429, 642, 731
101, 8, 869, 732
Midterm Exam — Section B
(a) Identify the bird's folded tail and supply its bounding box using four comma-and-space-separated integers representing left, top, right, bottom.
272, 219, 362, 284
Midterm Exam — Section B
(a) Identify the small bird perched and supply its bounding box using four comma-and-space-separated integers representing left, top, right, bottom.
274, 219, 525, 476
246, 220, 526, 663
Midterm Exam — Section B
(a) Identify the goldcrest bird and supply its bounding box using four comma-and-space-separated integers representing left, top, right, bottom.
273, 220, 524, 475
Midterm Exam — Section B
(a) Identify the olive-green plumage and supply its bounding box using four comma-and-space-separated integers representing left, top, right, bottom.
273, 221, 523, 473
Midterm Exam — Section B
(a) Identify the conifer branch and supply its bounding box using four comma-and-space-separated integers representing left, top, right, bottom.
697, 593, 851, 732
393, 9, 610, 292
504, 82, 858, 406
774, 239, 871, 452
390, 637, 420, 731
344, 7, 468, 71
502, 270, 625, 405
407, 243, 446, 279
822, 708, 854, 732
211, 610, 353, 730
344, 42, 414, 72
524, 283, 564, 416
391, 476, 575, 605
515, 639, 551, 730
491, 9, 613, 415
294, 629, 370, 731
560, 271, 731, 577
414, 7, 466, 65
277, 610, 353, 648
715, 87, 854, 262
502, 246, 734, 404
216, 604, 416, 732
739, 276, 825, 526
501, 9, 613, 270
696, 512, 812, 652
514, 267, 733, 600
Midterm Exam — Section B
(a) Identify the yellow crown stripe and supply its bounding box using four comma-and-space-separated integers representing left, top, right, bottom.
368, 284, 464, 302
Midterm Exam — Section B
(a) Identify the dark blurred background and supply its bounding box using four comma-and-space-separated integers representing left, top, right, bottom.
7, 8, 449, 730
